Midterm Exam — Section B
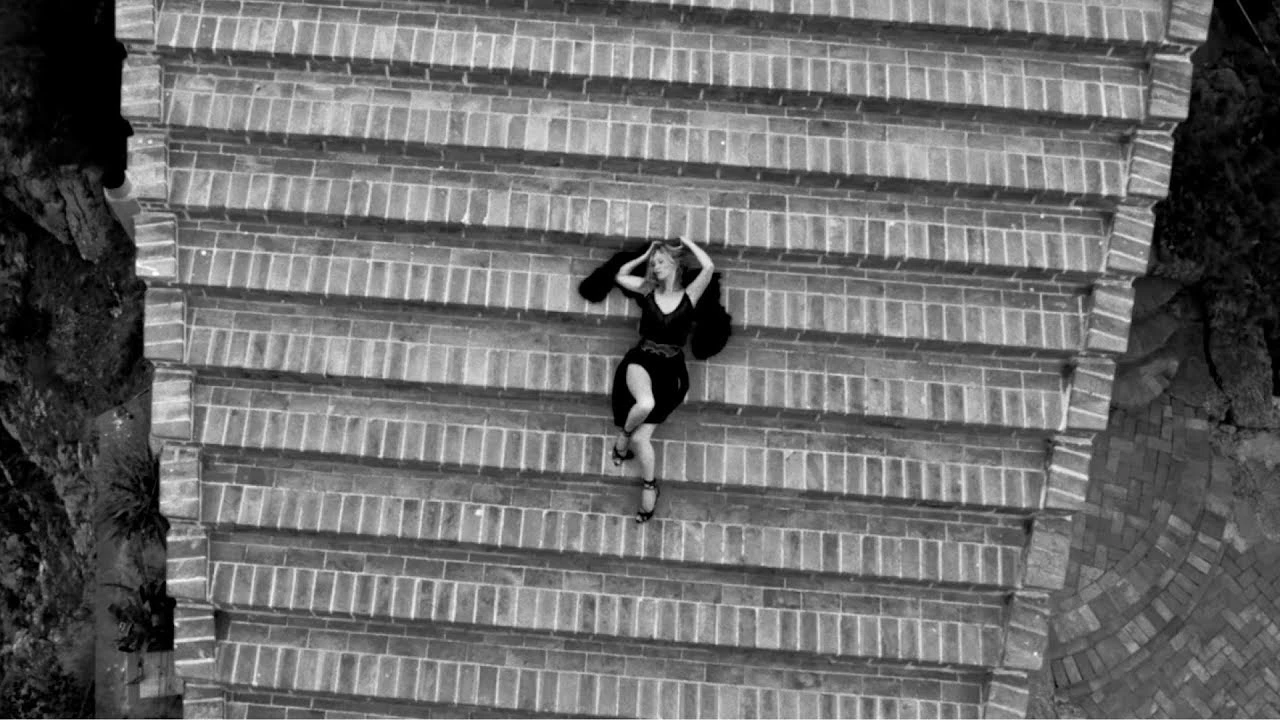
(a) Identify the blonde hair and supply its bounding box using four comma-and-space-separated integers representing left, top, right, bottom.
640, 242, 688, 295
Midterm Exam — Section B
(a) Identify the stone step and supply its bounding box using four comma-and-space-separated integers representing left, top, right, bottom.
215, 612, 990, 717
165, 64, 1131, 203
208, 529, 1008, 665
201, 448, 1027, 588
187, 376, 1048, 511
172, 218, 1091, 355
166, 144, 1112, 279
180, 295, 1069, 433
155, 1, 1155, 129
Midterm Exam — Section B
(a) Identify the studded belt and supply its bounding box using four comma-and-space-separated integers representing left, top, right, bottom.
638, 339, 683, 358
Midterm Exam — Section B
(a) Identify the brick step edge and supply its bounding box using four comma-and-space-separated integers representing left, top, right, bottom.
151, 372, 1055, 511
163, 79, 1135, 204
163, 294, 1073, 434
204, 530, 1006, 666
208, 613, 990, 719
193, 477, 1027, 588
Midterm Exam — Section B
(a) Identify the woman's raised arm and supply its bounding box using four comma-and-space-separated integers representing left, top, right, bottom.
678, 236, 715, 305
615, 242, 657, 293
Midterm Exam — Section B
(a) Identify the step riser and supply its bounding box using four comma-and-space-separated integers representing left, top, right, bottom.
171, 63, 1138, 138
171, 224, 1090, 354
210, 529, 1007, 619
156, 4, 1151, 126
167, 150, 1110, 278
179, 302, 1068, 432
227, 688, 541, 719
209, 556, 1002, 664
165, 73, 1131, 202
188, 379, 1048, 509
217, 613, 988, 718
435, 0, 1167, 48
217, 639, 979, 719
203, 479, 1024, 588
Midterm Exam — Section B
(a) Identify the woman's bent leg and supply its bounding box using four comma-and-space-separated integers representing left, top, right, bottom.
622, 364, 656, 433
629, 423, 659, 516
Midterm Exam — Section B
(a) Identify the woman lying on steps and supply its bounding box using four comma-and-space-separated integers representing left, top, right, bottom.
608, 237, 715, 524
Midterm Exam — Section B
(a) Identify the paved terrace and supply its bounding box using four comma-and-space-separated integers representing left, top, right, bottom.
113, 0, 1209, 716
1051, 396, 1280, 717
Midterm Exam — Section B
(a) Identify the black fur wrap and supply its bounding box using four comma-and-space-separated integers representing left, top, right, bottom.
576, 242, 732, 360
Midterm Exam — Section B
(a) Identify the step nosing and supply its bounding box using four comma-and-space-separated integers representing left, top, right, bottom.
167, 121, 1128, 208
209, 527, 1015, 603
218, 608, 998, 685
155, 2, 1153, 127
163, 0, 1167, 50
188, 366, 1068, 439
170, 188, 1111, 280
208, 581, 1004, 670
206, 519, 1024, 597
185, 373, 1051, 514
200, 445, 1040, 514
165, 169, 1105, 317
223, 684, 570, 720
180, 276, 1088, 358
183, 362, 1067, 443
167, 137, 1122, 213
176, 298, 1072, 434
200, 471, 1027, 588
214, 638, 989, 718
170, 206, 1107, 283
161, 64, 1135, 198
497, 0, 1167, 49
163, 61, 1142, 138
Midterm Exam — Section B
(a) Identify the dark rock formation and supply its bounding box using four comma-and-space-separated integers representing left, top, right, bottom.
1210, 321, 1279, 429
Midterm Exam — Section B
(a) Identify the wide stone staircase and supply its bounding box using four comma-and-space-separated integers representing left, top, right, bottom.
112, 0, 1208, 716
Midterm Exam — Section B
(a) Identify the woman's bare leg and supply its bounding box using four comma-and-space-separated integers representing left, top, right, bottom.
618, 364, 656, 455
622, 365, 660, 517
629, 423, 659, 514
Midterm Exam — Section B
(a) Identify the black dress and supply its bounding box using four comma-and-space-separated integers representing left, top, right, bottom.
611, 290, 695, 427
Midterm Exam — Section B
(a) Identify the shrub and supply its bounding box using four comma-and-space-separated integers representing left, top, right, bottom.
105, 577, 175, 654
0, 636, 85, 718
98, 444, 168, 548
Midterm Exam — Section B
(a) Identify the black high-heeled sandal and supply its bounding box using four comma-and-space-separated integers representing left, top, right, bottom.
611, 429, 634, 466
635, 478, 660, 524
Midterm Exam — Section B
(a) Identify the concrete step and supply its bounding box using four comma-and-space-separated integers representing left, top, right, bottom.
188, 376, 1048, 511
207, 529, 1008, 665
180, 295, 1069, 433
173, 218, 1090, 355
167, 144, 1112, 279
215, 612, 990, 717
155, 0, 1153, 128
165, 64, 1131, 203
200, 447, 1027, 589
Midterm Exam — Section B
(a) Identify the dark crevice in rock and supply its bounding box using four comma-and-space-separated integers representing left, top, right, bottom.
1261, 319, 1280, 394
1192, 285, 1232, 411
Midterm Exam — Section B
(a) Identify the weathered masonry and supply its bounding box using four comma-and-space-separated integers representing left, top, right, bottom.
113, 0, 1209, 716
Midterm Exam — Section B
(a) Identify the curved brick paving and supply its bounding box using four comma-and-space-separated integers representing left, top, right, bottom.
1051, 395, 1280, 717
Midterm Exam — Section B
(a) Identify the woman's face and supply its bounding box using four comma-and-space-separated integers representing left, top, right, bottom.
650, 248, 676, 280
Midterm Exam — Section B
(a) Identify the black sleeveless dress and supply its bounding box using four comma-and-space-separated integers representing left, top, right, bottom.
611, 290, 695, 427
